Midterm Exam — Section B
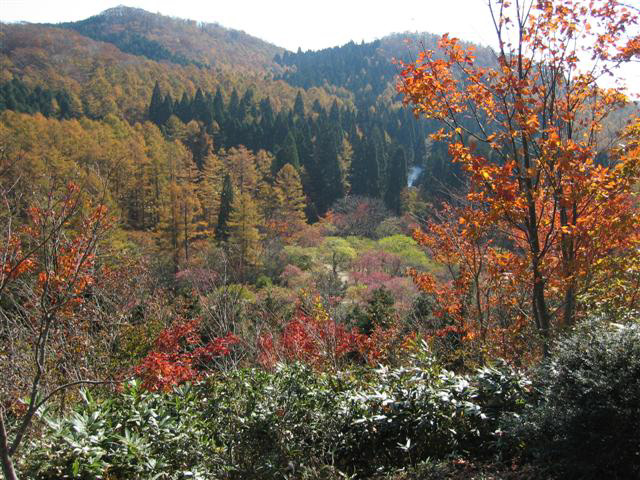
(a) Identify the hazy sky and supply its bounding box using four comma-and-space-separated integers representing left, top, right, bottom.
0, 0, 638, 95
0, 0, 498, 50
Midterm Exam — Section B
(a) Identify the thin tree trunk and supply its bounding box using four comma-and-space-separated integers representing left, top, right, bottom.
532, 263, 551, 357
559, 200, 577, 327
521, 135, 552, 356
0, 411, 18, 480
563, 282, 576, 327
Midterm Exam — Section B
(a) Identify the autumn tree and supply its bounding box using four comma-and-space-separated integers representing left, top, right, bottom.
158, 140, 201, 269
216, 173, 234, 243
274, 163, 307, 239
220, 146, 259, 196
227, 191, 262, 281
198, 150, 224, 235
0, 183, 112, 480
399, 0, 640, 354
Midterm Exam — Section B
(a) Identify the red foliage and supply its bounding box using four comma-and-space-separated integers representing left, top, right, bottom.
135, 318, 238, 392
352, 250, 403, 276
257, 298, 412, 368
257, 307, 366, 369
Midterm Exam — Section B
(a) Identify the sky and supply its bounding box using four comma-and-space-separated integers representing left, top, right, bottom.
0, 0, 638, 95
0, 0, 499, 50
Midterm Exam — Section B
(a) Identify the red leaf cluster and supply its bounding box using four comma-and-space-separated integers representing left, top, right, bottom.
135, 318, 238, 392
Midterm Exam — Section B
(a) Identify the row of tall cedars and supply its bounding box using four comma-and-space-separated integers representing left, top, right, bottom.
19, 319, 640, 480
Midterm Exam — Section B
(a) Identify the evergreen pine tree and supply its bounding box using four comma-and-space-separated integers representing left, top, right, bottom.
193, 88, 212, 126
317, 123, 344, 212
349, 135, 368, 196
385, 145, 408, 214
149, 81, 164, 125
362, 138, 381, 198
213, 88, 225, 125
329, 99, 341, 126
176, 92, 192, 124
293, 90, 305, 119
240, 88, 255, 122
216, 173, 234, 242
228, 88, 240, 120
158, 94, 174, 125
273, 131, 300, 173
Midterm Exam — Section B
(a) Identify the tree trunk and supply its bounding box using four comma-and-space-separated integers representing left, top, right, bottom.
532, 265, 551, 357
559, 200, 577, 327
563, 282, 576, 327
0, 412, 18, 480
521, 134, 552, 356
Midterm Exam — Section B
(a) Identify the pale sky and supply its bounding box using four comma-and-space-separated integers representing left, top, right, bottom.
0, 0, 638, 95
0, 0, 498, 50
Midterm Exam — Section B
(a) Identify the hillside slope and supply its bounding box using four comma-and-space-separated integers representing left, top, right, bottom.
56, 5, 284, 71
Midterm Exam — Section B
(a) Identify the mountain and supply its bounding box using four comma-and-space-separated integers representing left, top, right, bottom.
56, 6, 284, 71
2, 5, 632, 230
0, 14, 342, 123
0, 6, 493, 225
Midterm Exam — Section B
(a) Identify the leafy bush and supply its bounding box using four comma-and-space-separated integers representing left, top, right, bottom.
336, 359, 531, 474
347, 286, 397, 334
377, 235, 431, 269
503, 321, 640, 479
202, 364, 355, 478
22, 360, 531, 478
21, 383, 222, 479
282, 245, 317, 270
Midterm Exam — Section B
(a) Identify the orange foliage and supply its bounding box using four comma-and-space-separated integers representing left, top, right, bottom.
399, 0, 640, 356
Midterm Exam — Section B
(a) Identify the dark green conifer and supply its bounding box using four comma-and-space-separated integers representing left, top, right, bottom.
385, 145, 408, 214
216, 173, 234, 242
293, 90, 305, 119
274, 131, 300, 173
149, 81, 164, 125
176, 92, 192, 123
228, 88, 240, 120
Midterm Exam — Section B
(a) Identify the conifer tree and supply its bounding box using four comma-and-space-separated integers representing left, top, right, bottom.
227, 190, 262, 281
273, 131, 300, 173
157, 141, 200, 270
274, 163, 307, 238
385, 145, 408, 214
338, 137, 353, 194
176, 92, 192, 123
318, 123, 344, 212
329, 99, 341, 126
216, 173, 234, 242
221, 146, 259, 195
158, 94, 174, 125
228, 88, 240, 120
350, 135, 368, 196
148, 81, 163, 125
198, 151, 224, 235
193, 88, 212, 126
176, 149, 202, 263
185, 123, 214, 169
240, 88, 255, 121
293, 90, 305, 119
358, 128, 384, 198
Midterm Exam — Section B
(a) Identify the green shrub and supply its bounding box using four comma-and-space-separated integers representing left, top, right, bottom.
21, 383, 222, 479
22, 360, 531, 478
282, 245, 317, 271
504, 320, 640, 479
336, 360, 530, 474
202, 364, 356, 478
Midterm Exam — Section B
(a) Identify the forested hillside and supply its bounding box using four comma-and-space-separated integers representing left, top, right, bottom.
1, 2, 639, 479
58, 6, 284, 70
